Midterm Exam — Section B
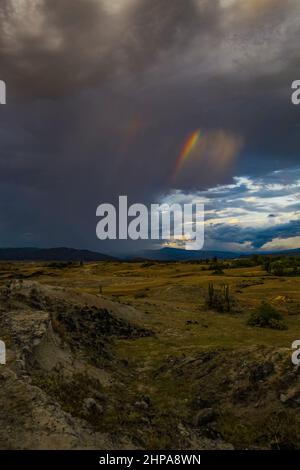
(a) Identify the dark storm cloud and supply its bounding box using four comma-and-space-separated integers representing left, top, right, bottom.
205, 219, 300, 250
0, 0, 219, 97
0, 0, 119, 97
0, 0, 299, 251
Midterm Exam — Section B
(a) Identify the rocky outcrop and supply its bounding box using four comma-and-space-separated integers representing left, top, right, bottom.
156, 347, 300, 449
0, 281, 151, 449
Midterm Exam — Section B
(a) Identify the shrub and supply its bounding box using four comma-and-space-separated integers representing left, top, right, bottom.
271, 261, 285, 277
247, 302, 287, 330
209, 264, 225, 275
262, 256, 300, 277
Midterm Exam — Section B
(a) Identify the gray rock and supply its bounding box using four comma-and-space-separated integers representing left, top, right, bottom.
280, 393, 289, 403
83, 398, 104, 415
280, 389, 300, 404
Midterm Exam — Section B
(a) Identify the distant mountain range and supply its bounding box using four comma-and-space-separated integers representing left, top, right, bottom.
0, 246, 299, 262
126, 247, 300, 261
130, 247, 239, 261
0, 247, 115, 261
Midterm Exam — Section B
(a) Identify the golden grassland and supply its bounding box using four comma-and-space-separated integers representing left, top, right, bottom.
1, 260, 299, 362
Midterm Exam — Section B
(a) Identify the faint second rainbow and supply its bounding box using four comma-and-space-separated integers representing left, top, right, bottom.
172, 129, 201, 182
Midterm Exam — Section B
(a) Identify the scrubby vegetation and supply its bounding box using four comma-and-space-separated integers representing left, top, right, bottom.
229, 254, 300, 276
263, 257, 300, 276
247, 302, 287, 330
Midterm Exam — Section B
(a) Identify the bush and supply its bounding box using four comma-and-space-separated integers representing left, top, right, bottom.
247, 302, 287, 330
262, 256, 300, 277
209, 264, 225, 275
271, 261, 285, 276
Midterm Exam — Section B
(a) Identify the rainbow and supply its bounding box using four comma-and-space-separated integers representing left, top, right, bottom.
172, 129, 201, 181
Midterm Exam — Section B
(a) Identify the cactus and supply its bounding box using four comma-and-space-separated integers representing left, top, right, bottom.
206, 282, 233, 313
223, 284, 230, 312
208, 282, 214, 307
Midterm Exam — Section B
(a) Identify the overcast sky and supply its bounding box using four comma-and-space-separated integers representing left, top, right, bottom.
0, 0, 299, 253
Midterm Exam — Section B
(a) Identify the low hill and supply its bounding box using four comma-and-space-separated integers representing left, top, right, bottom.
0, 247, 115, 262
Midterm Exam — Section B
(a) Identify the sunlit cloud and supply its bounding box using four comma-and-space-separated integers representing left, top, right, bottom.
161, 166, 300, 252
261, 236, 300, 251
